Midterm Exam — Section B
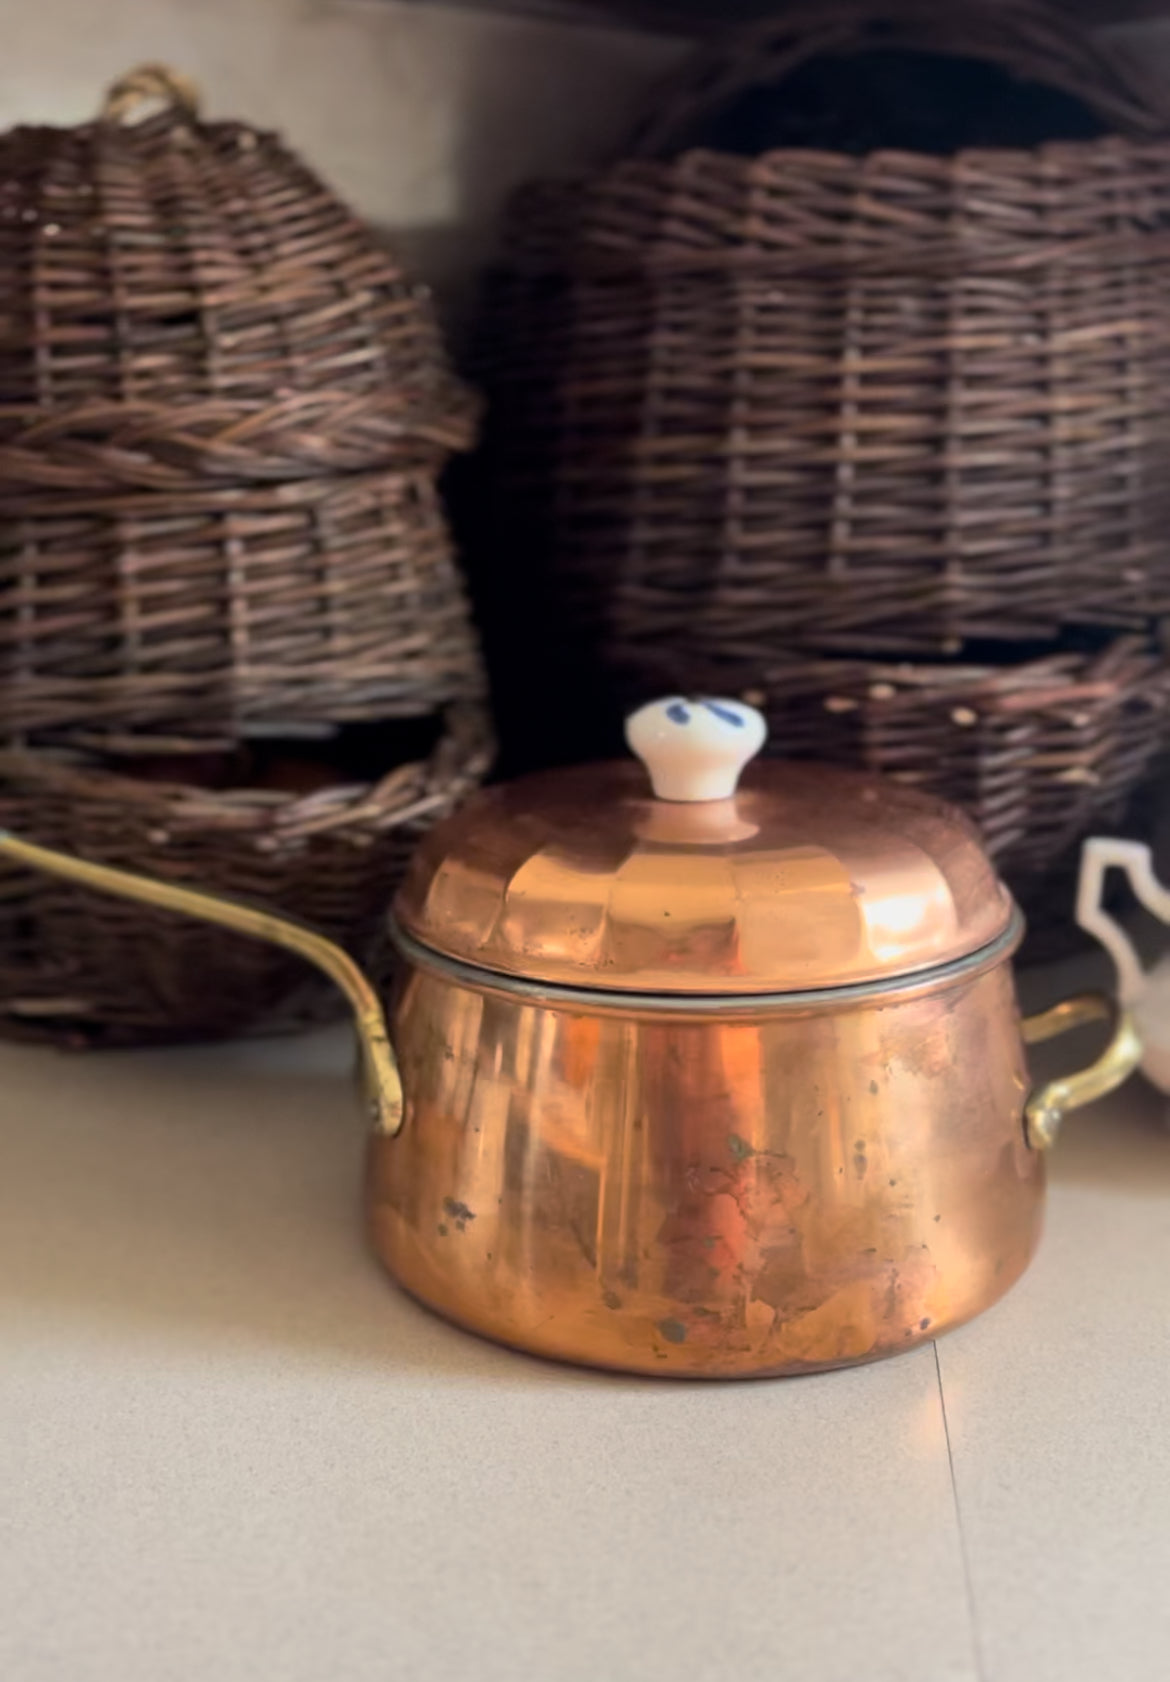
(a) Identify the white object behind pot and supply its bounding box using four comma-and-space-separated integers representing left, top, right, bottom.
1077, 837, 1170, 1095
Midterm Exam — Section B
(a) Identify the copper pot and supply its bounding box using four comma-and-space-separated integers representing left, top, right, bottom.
0, 699, 1140, 1378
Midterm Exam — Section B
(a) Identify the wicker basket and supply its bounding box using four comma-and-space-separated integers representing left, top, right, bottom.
1, 466, 482, 743
0, 706, 490, 1047
0, 66, 481, 742
611, 636, 1170, 877
473, 0, 1170, 700
0, 64, 472, 428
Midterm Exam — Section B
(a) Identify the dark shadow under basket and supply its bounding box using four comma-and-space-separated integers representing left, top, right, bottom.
0, 705, 490, 1047
613, 636, 1170, 879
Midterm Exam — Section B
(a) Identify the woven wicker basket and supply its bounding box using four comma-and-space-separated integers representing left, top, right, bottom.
0, 705, 490, 1047
473, 0, 1170, 695
1, 467, 481, 743
0, 66, 482, 742
611, 636, 1170, 878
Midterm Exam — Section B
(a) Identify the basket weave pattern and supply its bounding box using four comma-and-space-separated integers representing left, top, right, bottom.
0, 68, 490, 1047
485, 138, 1170, 659
2, 468, 481, 738
0, 68, 482, 742
0, 708, 490, 1046
472, 2, 1170, 879
0, 83, 470, 416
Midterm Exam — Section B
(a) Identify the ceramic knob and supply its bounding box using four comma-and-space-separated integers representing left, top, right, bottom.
625, 697, 767, 802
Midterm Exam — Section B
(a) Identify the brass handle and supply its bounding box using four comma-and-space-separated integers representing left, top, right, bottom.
1022, 992, 1142, 1151
0, 830, 403, 1136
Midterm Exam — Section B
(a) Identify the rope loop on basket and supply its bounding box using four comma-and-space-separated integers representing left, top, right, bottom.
100, 64, 202, 126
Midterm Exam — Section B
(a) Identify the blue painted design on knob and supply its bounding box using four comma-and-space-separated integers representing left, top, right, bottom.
666, 702, 691, 726
702, 701, 744, 728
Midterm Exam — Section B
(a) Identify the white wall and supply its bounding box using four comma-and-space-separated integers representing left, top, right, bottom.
0, 0, 680, 332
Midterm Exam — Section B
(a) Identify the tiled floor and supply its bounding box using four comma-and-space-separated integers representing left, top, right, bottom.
1, 1017, 1166, 1682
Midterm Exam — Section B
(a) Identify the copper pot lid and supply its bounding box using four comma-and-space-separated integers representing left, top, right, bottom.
393, 697, 1013, 995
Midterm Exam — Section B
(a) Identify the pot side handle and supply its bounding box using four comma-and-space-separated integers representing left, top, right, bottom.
1021, 993, 1142, 1151
0, 829, 404, 1136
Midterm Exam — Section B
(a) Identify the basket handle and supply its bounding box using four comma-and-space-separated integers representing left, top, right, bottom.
100, 64, 202, 126
628, 0, 1170, 159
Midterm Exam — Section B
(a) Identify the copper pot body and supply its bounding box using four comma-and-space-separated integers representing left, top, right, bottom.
0, 826, 1135, 1380
367, 945, 1042, 1378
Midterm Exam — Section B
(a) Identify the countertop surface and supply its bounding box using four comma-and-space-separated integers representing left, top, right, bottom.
2, 995, 1169, 1682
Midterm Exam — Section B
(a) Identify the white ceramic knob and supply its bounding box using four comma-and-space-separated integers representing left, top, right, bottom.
625, 697, 767, 803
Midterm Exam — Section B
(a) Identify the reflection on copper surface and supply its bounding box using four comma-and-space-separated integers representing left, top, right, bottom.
367, 958, 1043, 1378
395, 760, 1011, 995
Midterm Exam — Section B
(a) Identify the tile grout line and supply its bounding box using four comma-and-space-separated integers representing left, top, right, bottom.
934, 1340, 989, 1682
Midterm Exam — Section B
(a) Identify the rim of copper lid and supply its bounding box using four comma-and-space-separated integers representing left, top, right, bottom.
388, 905, 1024, 1015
